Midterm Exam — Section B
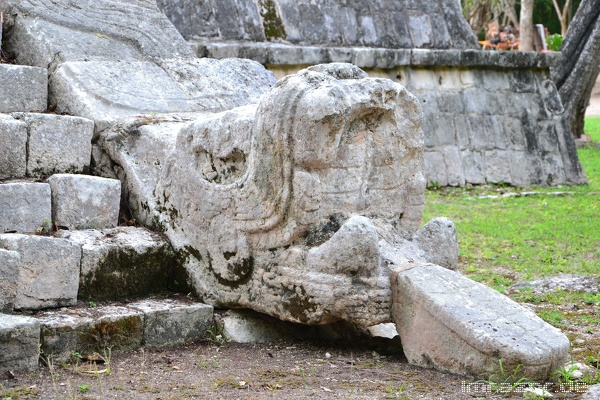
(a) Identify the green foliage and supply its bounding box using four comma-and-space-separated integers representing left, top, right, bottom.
546, 33, 564, 51
423, 118, 600, 292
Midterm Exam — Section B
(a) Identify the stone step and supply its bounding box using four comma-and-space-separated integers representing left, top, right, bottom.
0, 65, 47, 114
0, 112, 94, 180
392, 263, 570, 381
0, 297, 214, 372
0, 227, 177, 312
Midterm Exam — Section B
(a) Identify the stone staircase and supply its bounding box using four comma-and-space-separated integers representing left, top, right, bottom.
0, 64, 213, 372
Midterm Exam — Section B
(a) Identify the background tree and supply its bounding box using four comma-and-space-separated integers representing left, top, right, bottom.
520, 0, 535, 50
551, 0, 600, 138
551, 0, 572, 35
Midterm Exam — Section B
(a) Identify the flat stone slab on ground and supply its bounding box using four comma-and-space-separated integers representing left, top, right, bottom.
0, 234, 80, 310
12, 113, 94, 176
0, 182, 51, 234
48, 174, 121, 230
392, 263, 570, 380
129, 299, 213, 348
0, 64, 47, 113
511, 274, 599, 294
38, 299, 213, 362
0, 313, 40, 372
0, 115, 27, 179
55, 227, 175, 301
39, 305, 143, 363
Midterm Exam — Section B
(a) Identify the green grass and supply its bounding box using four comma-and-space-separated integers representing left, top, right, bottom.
423, 118, 600, 293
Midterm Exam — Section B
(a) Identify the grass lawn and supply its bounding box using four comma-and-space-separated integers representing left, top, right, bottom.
423, 118, 600, 366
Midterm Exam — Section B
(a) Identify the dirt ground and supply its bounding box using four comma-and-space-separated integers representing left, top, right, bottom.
2, 291, 598, 400
0, 336, 589, 400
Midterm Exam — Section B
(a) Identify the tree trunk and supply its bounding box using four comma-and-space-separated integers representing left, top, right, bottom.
551, 0, 600, 138
519, 0, 535, 51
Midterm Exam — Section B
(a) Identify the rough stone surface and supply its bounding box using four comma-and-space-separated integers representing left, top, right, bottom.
0, 64, 47, 113
412, 217, 458, 270
392, 264, 570, 380
99, 64, 455, 328
0, 249, 19, 313
158, 0, 478, 50
39, 305, 144, 362
55, 227, 176, 301
367, 323, 399, 340
511, 274, 599, 295
129, 299, 214, 348
0, 115, 27, 179
0, 314, 40, 372
2, 0, 276, 132
0, 234, 81, 310
48, 174, 121, 230
581, 384, 600, 400
11, 113, 94, 176
0, 182, 51, 234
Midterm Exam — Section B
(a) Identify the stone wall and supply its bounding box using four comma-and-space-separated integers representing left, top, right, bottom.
189, 41, 586, 187
156, 0, 478, 50
156, 0, 586, 187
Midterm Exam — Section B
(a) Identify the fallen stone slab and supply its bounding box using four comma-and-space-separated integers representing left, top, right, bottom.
55, 227, 176, 301
12, 113, 94, 176
392, 263, 570, 380
0, 115, 27, 179
129, 299, 213, 348
0, 64, 47, 113
48, 174, 121, 230
510, 274, 599, 295
0, 314, 41, 372
0, 249, 19, 313
0, 234, 81, 310
0, 182, 51, 234
581, 384, 600, 400
39, 305, 143, 363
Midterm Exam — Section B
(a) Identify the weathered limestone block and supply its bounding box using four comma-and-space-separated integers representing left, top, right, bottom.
2, 0, 276, 132
129, 299, 214, 348
55, 227, 176, 301
0, 115, 27, 179
48, 174, 121, 230
392, 264, 570, 380
0, 64, 47, 113
412, 218, 458, 270
0, 314, 40, 372
99, 63, 467, 328
39, 305, 144, 362
157, 0, 479, 50
11, 113, 94, 176
0, 182, 51, 234
0, 234, 81, 310
0, 249, 19, 313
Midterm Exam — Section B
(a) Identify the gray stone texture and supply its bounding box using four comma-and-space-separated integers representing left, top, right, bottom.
48, 174, 121, 230
0, 249, 19, 313
12, 113, 94, 176
158, 0, 478, 49
55, 227, 176, 301
0, 114, 27, 179
99, 64, 461, 328
412, 218, 458, 270
2, 0, 276, 132
129, 299, 214, 348
0, 314, 40, 372
392, 264, 570, 380
39, 305, 144, 362
0, 234, 81, 310
0, 64, 47, 113
511, 274, 599, 295
0, 182, 51, 234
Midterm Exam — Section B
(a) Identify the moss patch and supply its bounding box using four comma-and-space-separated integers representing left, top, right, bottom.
258, 0, 286, 41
